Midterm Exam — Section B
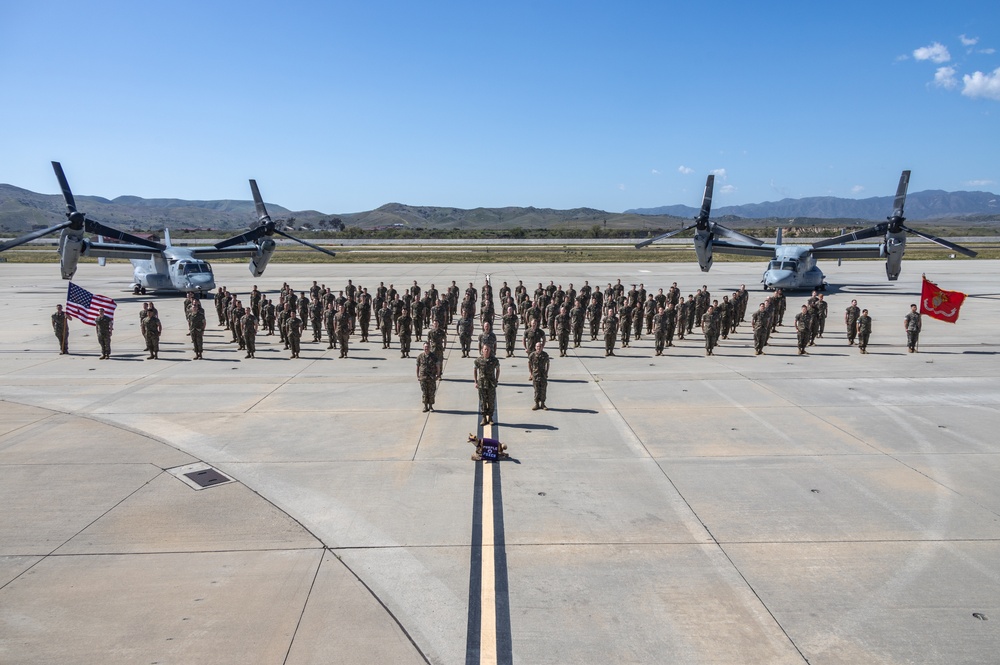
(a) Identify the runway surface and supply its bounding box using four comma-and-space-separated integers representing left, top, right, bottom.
2, 260, 999, 664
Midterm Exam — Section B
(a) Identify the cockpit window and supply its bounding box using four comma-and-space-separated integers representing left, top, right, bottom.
782, 261, 798, 271
768, 260, 782, 270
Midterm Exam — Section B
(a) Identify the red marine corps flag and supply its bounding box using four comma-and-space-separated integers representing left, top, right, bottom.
920, 275, 967, 324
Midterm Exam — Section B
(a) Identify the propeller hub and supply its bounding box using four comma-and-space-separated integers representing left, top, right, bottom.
67, 211, 85, 229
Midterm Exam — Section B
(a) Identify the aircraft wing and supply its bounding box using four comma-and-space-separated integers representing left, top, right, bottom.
710, 240, 778, 258
83, 242, 161, 261
189, 244, 264, 260
810, 244, 883, 259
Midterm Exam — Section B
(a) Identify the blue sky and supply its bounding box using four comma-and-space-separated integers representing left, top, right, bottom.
1, 1, 997, 215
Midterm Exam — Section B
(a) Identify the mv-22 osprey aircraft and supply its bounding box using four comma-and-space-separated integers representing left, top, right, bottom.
0, 162, 336, 295
636, 171, 977, 290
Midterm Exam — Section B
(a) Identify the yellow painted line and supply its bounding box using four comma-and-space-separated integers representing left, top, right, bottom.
480, 462, 497, 665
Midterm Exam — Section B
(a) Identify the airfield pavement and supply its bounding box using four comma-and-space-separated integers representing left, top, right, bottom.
1, 259, 999, 665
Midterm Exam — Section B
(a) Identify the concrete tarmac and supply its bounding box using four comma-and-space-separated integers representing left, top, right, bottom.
1, 260, 999, 664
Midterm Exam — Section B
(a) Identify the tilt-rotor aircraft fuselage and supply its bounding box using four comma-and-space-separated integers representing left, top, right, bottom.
0, 162, 336, 295
636, 170, 977, 290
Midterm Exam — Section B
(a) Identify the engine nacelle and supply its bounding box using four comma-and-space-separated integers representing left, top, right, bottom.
883, 231, 906, 281
248, 238, 276, 277
693, 230, 714, 272
58, 229, 84, 279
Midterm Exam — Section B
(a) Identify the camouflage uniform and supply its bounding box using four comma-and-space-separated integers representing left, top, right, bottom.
845, 303, 861, 345
857, 313, 872, 353
324, 305, 338, 349
378, 306, 393, 349
794, 307, 810, 355
570, 302, 585, 348
358, 294, 372, 342
190, 306, 206, 359
310, 299, 324, 342
241, 311, 258, 358
904, 307, 921, 352
416, 348, 440, 411
263, 300, 276, 335
397, 311, 413, 358
523, 324, 544, 355
285, 314, 304, 358
144, 312, 162, 359
528, 347, 550, 409
619, 304, 633, 347
643, 297, 656, 336
700, 309, 718, 356
478, 328, 498, 357
603, 312, 619, 356
95, 312, 113, 359
335, 309, 351, 358
458, 317, 474, 357
555, 311, 571, 356
502, 311, 519, 357
428, 324, 447, 359
664, 304, 677, 347
52, 307, 69, 354
652, 309, 666, 355
474, 352, 501, 425
750, 305, 768, 355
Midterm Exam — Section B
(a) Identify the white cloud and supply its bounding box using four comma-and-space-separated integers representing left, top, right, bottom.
677, 165, 694, 175
960, 34, 979, 47
962, 67, 1000, 100
618, 183, 626, 191
651, 169, 660, 175
719, 185, 736, 195
980, 48, 996, 55
934, 66, 958, 89
895, 54, 910, 62
851, 185, 865, 194
966, 179, 995, 187
914, 42, 951, 63
711, 168, 727, 179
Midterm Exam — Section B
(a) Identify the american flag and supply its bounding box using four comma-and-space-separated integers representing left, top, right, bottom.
66, 282, 117, 326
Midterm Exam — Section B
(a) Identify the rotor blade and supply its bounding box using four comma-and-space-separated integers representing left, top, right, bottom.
698, 175, 715, 221
274, 229, 337, 258
214, 226, 269, 250
901, 225, 978, 258
712, 223, 765, 246
891, 170, 910, 219
51, 161, 77, 213
812, 224, 886, 248
84, 219, 165, 251
0, 221, 72, 252
634, 222, 698, 248
249, 180, 272, 224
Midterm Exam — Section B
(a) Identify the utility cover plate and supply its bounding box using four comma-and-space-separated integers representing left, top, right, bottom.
167, 463, 235, 491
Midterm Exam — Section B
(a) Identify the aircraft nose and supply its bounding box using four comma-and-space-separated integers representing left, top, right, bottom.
765, 270, 794, 289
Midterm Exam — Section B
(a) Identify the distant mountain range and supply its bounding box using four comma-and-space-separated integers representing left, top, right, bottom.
1, 182, 998, 235
627, 189, 1000, 221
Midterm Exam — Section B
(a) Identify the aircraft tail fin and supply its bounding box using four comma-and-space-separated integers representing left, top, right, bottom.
775, 227, 782, 246
164, 228, 172, 247
97, 235, 106, 266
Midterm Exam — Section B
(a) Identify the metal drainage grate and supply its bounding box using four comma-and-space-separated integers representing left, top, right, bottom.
184, 468, 232, 488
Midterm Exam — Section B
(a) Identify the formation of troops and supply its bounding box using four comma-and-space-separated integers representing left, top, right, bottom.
52, 276, 928, 416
